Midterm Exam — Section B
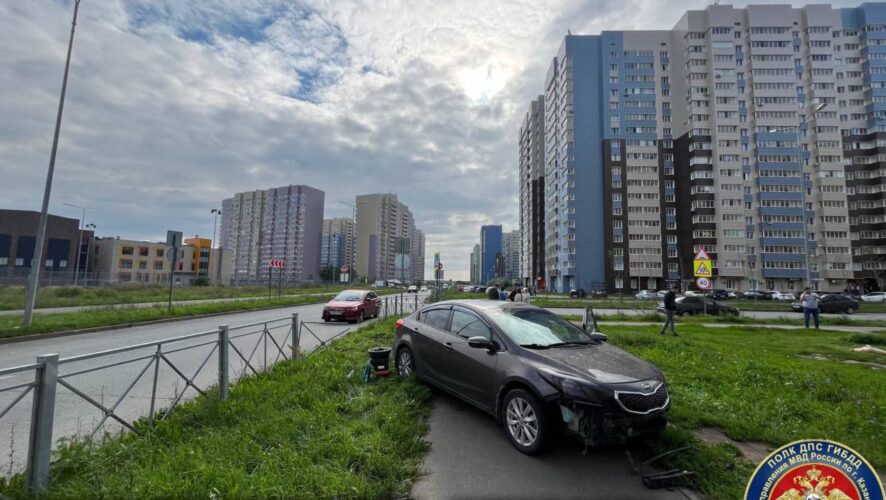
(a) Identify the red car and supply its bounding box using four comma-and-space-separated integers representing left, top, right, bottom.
322, 290, 381, 323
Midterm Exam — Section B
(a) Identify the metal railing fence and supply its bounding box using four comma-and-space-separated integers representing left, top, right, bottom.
0, 292, 426, 494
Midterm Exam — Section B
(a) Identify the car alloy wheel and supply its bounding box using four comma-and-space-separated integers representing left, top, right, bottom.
397, 348, 414, 377
846, 306, 855, 314
506, 396, 538, 448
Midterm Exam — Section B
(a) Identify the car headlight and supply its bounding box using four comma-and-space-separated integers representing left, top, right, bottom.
537, 369, 608, 403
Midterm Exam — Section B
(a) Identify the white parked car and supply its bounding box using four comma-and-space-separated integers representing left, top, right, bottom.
861, 291, 886, 303
771, 291, 797, 301
420, 286, 428, 292
407, 285, 418, 293
657, 290, 668, 298
683, 290, 700, 297
635, 290, 659, 300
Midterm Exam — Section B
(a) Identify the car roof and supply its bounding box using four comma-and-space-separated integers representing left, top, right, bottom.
424, 299, 533, 312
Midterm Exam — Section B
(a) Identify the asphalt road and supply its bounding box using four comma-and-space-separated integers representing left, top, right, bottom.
412, 390, 695, 500
0, 292, 428, 476
550, 307, 886, 321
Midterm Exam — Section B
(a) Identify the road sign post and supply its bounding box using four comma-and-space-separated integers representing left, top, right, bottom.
268, 259, 285, 299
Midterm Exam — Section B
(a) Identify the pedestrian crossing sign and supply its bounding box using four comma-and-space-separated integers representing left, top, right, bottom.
693, 259, 712, 277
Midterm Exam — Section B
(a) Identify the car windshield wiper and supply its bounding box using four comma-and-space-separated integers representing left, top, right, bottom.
547, 341, 595, 348
519, 343, 550, 349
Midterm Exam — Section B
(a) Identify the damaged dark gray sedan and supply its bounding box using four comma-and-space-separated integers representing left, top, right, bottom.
392, 300, 669, 455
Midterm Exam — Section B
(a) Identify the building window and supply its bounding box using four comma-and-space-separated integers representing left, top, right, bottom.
15, 258, 23, 267
0, 257, 6, 266
59, 260, 67, 268
120, 259, 133, 269
154, 261, 163, 271
156, 248, 164, 258
138, 261, 147, 270
45, 259, 53, 268
122, 246, 134, 255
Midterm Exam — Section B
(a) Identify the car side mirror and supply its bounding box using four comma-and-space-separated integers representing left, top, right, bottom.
467, 336, 495, 352
590, 331, 608, 342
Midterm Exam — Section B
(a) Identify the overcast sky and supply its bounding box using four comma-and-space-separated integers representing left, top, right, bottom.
0, 0, 860, 280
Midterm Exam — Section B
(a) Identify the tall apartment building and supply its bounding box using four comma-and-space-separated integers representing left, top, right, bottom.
321, 217, 355, 271
519, 96, 547, 288
480, 225, 502, 283
220, 185, 324, 284
355, 193, 423, 283
533, 2, 886, 293
469, 243, 481, 283
413, 229, 426, 282
503, 229, 521, 280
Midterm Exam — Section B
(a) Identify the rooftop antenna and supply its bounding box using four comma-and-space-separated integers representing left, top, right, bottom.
567, 29, 572, 35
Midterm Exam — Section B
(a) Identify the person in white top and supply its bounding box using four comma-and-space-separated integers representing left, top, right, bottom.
799, 287, 820, 330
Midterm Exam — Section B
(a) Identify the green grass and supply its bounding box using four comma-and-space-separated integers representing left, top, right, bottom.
561, 312, 886, 328
533, 297, 886, 313
0, 284, 372, 311
0, 294, 339, 340
0, 318, 433, 499
606, 324, 886, 498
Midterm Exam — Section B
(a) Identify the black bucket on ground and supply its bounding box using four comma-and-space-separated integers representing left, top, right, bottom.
368, 347, 392, 371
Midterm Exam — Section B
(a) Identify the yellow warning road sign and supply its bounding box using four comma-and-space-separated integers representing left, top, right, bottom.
693, 259, 712, 277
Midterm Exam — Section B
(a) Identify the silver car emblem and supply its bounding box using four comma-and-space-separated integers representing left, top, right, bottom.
642, 383, 652, 390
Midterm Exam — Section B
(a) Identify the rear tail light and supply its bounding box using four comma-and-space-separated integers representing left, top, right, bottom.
395, 319, 404, 330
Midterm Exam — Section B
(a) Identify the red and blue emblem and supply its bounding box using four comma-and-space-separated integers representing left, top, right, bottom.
745, 439, 883, 500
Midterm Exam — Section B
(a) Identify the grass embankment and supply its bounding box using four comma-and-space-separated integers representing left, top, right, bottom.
607, 324, 886, 498
0, 319, 432, 498
533, 297, 886, 313
0, 284, 367, 311
0, 294, 339, 340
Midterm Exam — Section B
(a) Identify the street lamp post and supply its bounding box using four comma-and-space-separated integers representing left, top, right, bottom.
768, 99, 827, 289
63, 203, 86, 287
23, 0, 82, 327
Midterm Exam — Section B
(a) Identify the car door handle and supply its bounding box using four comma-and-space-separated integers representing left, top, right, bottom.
443, 342, 453, 349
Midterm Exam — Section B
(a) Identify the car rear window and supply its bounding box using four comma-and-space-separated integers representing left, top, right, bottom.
421, 308, 451, 330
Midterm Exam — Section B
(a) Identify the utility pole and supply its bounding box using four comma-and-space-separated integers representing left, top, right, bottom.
23, 0, 82, 327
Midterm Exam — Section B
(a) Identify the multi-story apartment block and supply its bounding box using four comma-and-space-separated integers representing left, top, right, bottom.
321, 218, 355, 271
470, 243, 481, 283
355, 193, 422, 283
519, 96, 546, 288
480, 225, 502, 283
533, 2, 886, 293
413, 229, 426, 282
220, 185, 324, 285
503, 229, 521, 280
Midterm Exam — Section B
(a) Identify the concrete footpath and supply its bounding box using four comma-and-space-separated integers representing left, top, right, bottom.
411, 390, 697, 500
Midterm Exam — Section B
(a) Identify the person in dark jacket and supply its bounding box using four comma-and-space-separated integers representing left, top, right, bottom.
487, 286, 499, 301
660, 284, 680, 336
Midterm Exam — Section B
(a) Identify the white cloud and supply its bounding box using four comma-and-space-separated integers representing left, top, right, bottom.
0, 0, 862, 280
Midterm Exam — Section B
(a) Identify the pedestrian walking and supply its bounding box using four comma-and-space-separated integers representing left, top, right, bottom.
508, 287, 518, 302
660, 284, 679, 336
499, 286, 509, 301
799, 287, 820, 329
487, 286, 498, 301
